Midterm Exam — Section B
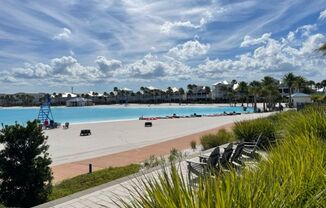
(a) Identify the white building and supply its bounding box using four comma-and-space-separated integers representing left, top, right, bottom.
66, 97, 93, 107
291, 93, 312, 108
211, 81, 229, 100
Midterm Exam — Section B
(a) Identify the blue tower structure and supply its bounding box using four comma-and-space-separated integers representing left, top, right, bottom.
37, 94, 54, 124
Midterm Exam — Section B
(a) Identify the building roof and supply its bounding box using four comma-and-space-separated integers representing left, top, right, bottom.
62, 92, 77, 98
291, 93, 311, 97
212, 80, 229, 85
66, 97, 92, 102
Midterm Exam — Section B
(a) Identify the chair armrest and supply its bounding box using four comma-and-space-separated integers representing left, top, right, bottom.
244, 145, 256, 147
186, 160, 207, 166
243, 142, 256, 145
199, 155, 209, 162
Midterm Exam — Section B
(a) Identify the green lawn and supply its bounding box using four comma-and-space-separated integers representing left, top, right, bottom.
48, 164, 140, 201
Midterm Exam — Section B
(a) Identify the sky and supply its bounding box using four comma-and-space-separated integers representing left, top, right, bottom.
0, 0, 326, 93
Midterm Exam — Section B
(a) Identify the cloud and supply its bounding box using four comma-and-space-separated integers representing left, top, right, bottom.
118, 53, 191, 80
295, 24, 317, 37
53, 27, 71, 40
160, 7, 224, 34
240, 33, 272, 47
160, 21, 200, 34
167, 40, 210, 60
319, 9, 326, 20
197, 26, 326, 81
95, 56, 122, 76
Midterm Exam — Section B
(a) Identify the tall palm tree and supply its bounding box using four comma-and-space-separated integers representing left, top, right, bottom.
261, 76, 279, 111
204, 86, 211, 102
294, 76, 307, 93
283, 73, 296, 107
249, 81, 261, 112
219, 84, 229, 105
315, 82, 321, 91
178, 88, 185, 103
322, 80, 326, 93
166, 87, 173, 103
236, 81, 249, 106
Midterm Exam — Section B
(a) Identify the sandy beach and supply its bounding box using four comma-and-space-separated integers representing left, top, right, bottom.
45, 111, 273, 166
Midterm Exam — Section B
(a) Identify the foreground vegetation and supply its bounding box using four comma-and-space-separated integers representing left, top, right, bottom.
200, 128, 235, 150
119, 107, 326, 207
48, 164, 140, 201
0, 121, 52, 207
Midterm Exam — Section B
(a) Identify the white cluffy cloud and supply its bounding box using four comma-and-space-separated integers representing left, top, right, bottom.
319, 9, 326, 20
3, 24, 326, 86
196, 25, 326, 80
167, 40, 210, 60
241, 33, 272, 47
160, 10, 217, 34
160, 21, 200, 33
53, 28, 72, 40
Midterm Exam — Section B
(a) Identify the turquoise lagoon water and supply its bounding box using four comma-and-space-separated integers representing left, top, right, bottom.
0, 105, 253, 125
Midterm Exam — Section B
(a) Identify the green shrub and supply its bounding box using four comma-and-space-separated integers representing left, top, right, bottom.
282, 106, 326, 141
49, 164, 140, 201
118, 109, 326, 208
200, 129, 234, 150
168, 148, 183, 162
190, 140, 197, 150
233, 117, 278, 149
144, 155, 161, 168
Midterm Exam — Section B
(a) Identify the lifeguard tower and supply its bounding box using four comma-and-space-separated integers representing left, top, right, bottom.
37, 94, 54, 127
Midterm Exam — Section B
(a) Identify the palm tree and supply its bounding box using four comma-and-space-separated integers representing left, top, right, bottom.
178, 88, 185, 103
236, 81, 249, 106
294, 76, 307, 93
219, 84, 231, 105
166, 87, 173, 103
322, 80, 326, 93
249, 81, 261, 112
261, 76, 280, 111
283, 73, 296, 107
204, 86, 211, 102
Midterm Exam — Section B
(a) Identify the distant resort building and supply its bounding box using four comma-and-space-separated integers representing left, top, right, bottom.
291, 93, 312, 108
66, 97, 93, 107
211, 80, 229, 100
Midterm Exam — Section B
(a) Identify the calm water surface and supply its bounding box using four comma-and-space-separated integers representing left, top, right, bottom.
0, 105, 253, 125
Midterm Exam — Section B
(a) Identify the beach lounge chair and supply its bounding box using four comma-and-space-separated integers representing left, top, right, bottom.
187, 147, 220, 183
64, 122, 69, 129
227, 143, 245, 170
217, 144, 234, 171
242, 134, 262, 159
144, 122, 152, 127
80, 129, 91, 136
187, 144, 234, 183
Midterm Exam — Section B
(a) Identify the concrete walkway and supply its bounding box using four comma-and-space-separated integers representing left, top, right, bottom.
35, 159, 191, 208
35, 144, 236, 208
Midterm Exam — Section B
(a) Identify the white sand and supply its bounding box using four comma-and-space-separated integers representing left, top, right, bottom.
45, 112, 274, 165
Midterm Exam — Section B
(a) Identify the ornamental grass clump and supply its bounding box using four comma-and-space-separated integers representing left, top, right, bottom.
233, 116, 279, 150
200, 129, 234, 150
118, 108, 326, 208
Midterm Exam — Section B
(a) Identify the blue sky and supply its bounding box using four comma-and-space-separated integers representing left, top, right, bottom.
0, 0, 326, 93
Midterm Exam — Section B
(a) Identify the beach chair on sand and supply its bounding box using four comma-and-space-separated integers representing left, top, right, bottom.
64, 122, 69, 129
242, 134, 262, 159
